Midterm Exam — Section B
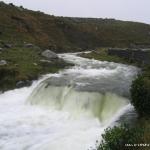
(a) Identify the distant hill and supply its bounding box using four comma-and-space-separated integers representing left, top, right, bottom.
0, 1, 150, 52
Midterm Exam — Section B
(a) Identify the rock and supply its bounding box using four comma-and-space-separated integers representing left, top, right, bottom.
24, 43, 41, 51
33, 63, 38, 66
16, 80, 32, 88
24, 43, 34, 48
40, 59, 52, 63
41, 50, 58, 60
3, 44, 12, 48
0, 60, 7, 66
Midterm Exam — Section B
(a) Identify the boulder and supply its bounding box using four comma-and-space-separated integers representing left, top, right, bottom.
41, 50, 58, 60
0, 60, 7, 66
16, 80, 32, 88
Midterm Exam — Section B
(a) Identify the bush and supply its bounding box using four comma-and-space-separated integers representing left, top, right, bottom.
98, 125, 144, 150
131, 75, 150, 117
0, 67, 19, 91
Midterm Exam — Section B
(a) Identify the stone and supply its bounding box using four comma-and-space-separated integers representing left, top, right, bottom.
3, 44, 12, 48
0, 60, 7, 66
41, 50, 58, 60
24, 43, 34, 48
33, 63, 38, 66
40, 59, 52, 63
16, 80, 32, 88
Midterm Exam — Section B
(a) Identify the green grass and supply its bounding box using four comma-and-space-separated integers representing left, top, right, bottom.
0, 46, 70, 91
80, 48, 136, 65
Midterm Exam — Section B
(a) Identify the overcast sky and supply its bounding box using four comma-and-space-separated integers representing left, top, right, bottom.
4, 0, 150, 24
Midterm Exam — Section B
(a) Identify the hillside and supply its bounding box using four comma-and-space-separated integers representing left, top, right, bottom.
0, 2, 150, 52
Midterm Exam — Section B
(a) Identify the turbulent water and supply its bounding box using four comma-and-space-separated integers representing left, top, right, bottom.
0, 53, 139, 150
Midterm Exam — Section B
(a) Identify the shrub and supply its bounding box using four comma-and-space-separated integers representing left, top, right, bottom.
0, 67, 19, 91
131, 75, 150, 117
98, 125, 144, 150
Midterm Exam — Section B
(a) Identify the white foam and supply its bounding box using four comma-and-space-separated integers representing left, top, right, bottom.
0, 53, 138, 150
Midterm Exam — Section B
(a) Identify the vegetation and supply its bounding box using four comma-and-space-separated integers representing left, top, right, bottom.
98, 66, 150, 150
0, 46, 70, 91
80, 48, 132, 64
131, 74, 150, 117
0, 2, 150, 149
0, 2, 150, 52
98, 125, 144, 150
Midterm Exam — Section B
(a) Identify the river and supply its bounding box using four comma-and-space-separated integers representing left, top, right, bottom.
0, 53, 139, 150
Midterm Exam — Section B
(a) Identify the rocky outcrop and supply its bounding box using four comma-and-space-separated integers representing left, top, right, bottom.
41, 50, 58, 60
108, 48, 150, 65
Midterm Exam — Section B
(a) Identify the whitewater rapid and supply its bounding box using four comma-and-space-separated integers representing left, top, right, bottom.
0, 53, 138, 150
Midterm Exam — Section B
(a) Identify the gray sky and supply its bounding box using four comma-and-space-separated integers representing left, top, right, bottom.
4, 0, 150, 24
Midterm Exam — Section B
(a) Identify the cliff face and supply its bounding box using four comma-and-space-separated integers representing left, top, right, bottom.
0, 2, 150, 52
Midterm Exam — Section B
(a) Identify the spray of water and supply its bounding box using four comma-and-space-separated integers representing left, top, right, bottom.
0, 53, 138, 150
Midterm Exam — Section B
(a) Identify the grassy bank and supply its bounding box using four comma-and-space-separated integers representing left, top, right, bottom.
80, 48, 138, 66
0, 46, 71, 91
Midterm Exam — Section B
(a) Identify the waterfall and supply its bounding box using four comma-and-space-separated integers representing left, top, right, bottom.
28, 82, 129, 124
0, 53, 139, 150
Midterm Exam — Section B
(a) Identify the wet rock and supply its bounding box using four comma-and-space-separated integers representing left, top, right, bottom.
16, 80, 32, 88
0, 60, 7, 66
41, 50, 58, 60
